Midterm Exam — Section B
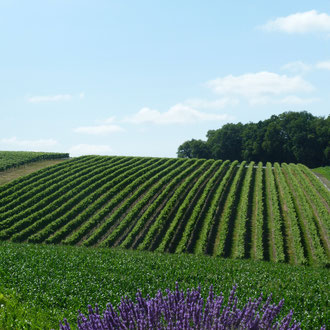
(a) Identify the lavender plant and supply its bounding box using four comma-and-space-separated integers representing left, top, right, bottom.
59, 283, 322, 330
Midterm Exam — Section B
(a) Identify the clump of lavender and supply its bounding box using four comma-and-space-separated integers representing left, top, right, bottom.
59, 283, 308, 329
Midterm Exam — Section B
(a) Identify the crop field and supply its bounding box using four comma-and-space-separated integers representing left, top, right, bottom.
0, 155, 328, 267
0, 151, 69, 171
0, 242, 329, 329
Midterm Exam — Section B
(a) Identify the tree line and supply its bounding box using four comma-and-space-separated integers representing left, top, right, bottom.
177, 111, 330, 167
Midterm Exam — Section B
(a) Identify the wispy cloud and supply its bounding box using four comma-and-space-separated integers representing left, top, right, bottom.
260, 10, 330, 34
28, 94, 72, 103
68, 144, 112, 157
27, 92, 85, 103
282, 59, 330, 73
124, 104, 233, 125
207, 71, 314, 105
281, 61, 311, 74
0, 137, 58, 150
316, 60, 330, 70
74, 124, 124, 135
278, 95, 319, 105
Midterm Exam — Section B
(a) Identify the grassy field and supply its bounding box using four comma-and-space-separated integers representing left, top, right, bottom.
313, 166, 330, 181
0, 242, 328, 329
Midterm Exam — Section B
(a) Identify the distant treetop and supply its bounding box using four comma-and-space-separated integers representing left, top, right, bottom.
177, 111, 330, 167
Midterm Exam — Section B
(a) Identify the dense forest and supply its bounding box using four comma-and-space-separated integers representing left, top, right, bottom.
177, 111, 330, 167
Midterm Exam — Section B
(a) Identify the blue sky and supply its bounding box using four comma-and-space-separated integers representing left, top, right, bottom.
1, 1, 329, 157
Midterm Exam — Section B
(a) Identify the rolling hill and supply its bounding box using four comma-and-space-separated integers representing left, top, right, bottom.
0, 155, 329, 266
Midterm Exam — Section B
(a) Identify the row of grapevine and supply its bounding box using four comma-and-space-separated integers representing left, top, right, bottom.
231, 161, 254, 259
281, 164, 328, 266
289, 165, 329, 258
1, 157, 149, 241
264, 162, 285, 263
174, 160, 230, 254
100, 159, 212, 249
119, 160, 203, 249
273, 163, 306, 265
194, 160, 239, 255
0, 156, 93, 203
213, 161, 247, 257
156, 160, 221, 253
297, 164, 330, 205
65, 159, 197, 246
137, 159, 209, 251
0, 156, 91, 196
82, 158, 184, 247
24, 157, 172, 244
0, 157, 140, 237
0, 155, 328, 266
0, 156, 110, 214
0, 156, 120, 226
250, 162, 264, 260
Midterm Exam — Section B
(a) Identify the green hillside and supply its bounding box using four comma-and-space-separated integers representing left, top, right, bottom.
0, 155, 328, 266
0, 151, 69, 171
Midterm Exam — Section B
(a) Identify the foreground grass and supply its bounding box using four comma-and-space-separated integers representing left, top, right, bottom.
313, 166, 330, 181
0, 242, 328, 329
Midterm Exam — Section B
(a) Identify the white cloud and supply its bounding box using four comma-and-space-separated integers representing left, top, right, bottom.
124, 104, 232, 125
207, 71, 314, 105
316, 60, 330, 70
281, 61, 311, 74
68, 144, 112, 157
104, 116, 116, 124
247, 95, 319, 106
0, 137, 58, 150
27, 92, 85, 103
74, 124, 124, 135
261, 10, 330, 34
28, 94, 73, 103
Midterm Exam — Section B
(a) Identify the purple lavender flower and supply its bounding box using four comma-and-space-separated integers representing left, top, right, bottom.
59, 283, 323, 329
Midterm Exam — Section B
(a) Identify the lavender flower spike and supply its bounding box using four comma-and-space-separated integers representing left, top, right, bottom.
59, 284, 325, 329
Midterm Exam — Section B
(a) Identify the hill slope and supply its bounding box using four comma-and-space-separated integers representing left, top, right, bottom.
0, 151, 69, 171
0, 155, 328, 266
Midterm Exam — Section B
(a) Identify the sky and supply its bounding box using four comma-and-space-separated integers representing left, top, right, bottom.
0, 1, 330, 158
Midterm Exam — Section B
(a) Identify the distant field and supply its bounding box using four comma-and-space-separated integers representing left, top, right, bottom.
0, 159, 69, 186
0, 151, 69, 172
0, 155, 328, 266
313, 166, 330, 181
0, 242, 328, 329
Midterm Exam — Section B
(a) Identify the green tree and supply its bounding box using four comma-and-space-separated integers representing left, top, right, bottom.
207, 123, 244, 161
177, 111, 330, 166
177, 139, 211, 159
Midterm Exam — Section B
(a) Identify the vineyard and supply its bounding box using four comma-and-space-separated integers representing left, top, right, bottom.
0, 155, 329, 266
0, 151, 69, 171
